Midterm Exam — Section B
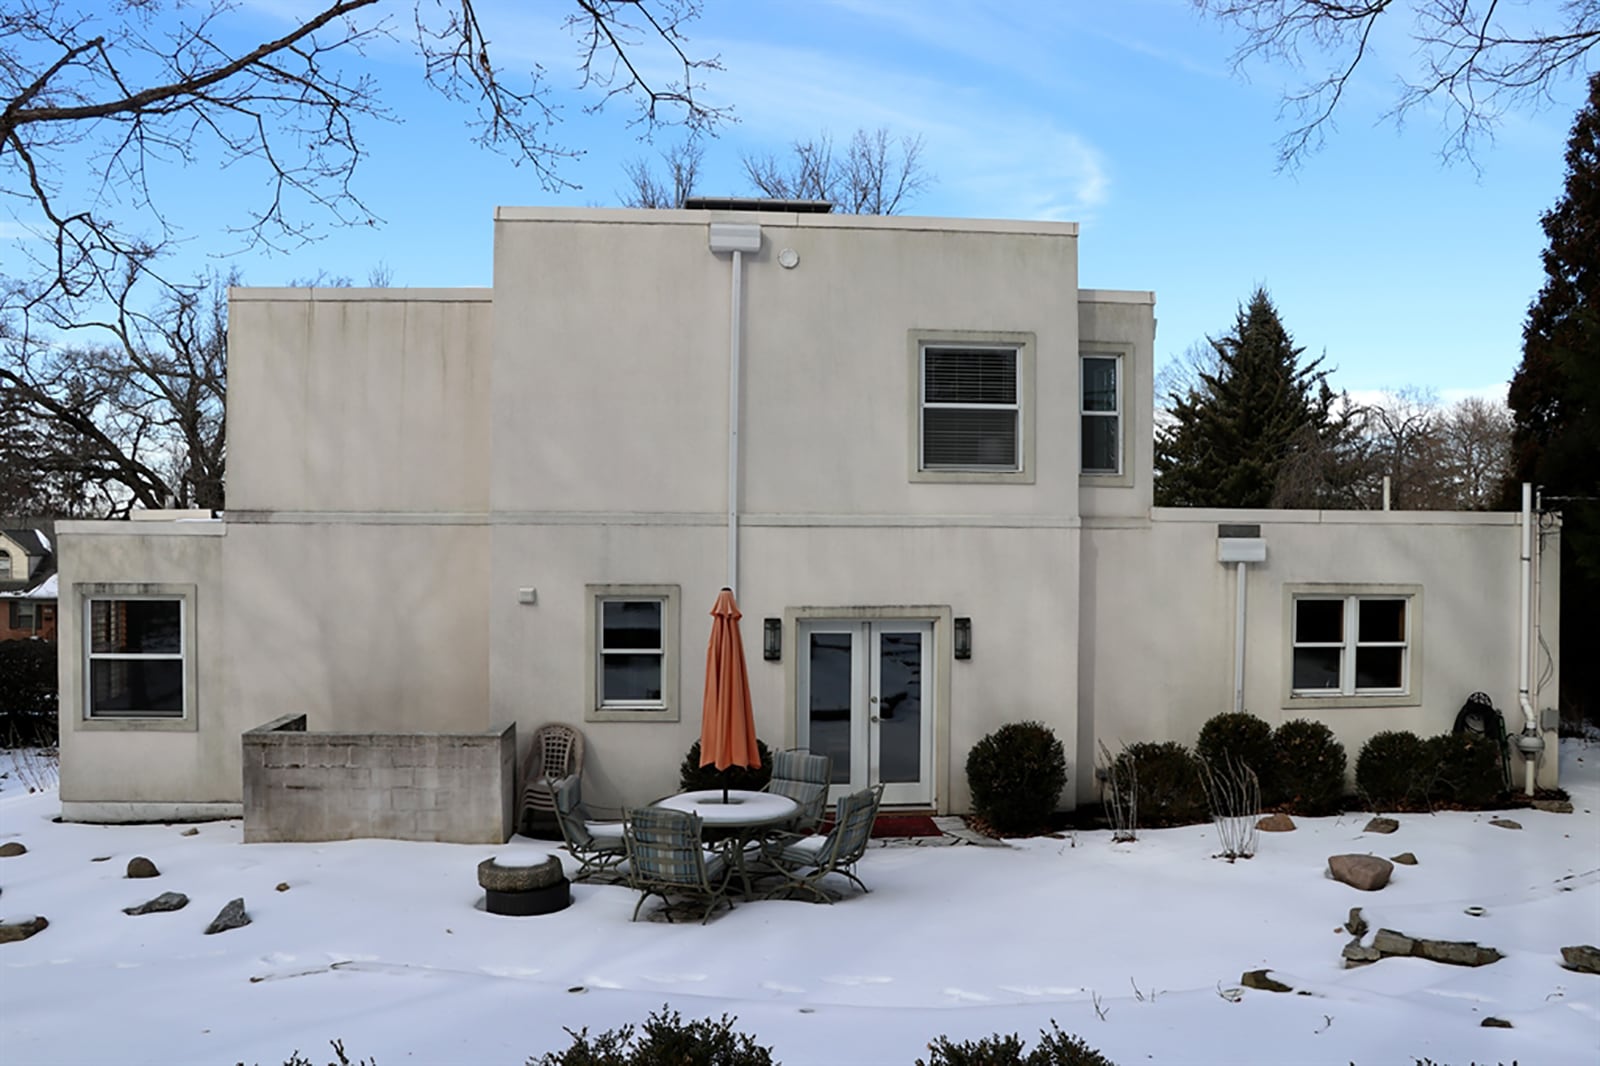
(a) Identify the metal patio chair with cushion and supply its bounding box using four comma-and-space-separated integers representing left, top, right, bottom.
551, 775, 628, 884
519, 724, 584, 835
763, 748, 833, 832
623, 805, 734, 924
758, 783, 884, 903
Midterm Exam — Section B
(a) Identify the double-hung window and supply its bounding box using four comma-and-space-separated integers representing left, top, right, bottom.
85, 596, 186, 719
910, 331, 1035, 483
1081, 353, 1122, 475
1289, 589, 1416, 701
0, 551, 12, 579
920, 344, 1021, 471
586, 584, 680, 721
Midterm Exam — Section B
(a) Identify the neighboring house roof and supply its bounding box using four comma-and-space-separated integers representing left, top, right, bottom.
0, 526, 58, 598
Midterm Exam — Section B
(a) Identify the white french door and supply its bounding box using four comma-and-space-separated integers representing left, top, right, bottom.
796, 620, 934, 806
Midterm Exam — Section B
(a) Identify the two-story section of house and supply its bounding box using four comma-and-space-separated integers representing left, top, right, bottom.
53, 205, 1559, 830
0, 526, 57, 642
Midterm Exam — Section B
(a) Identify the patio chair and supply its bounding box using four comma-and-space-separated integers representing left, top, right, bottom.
763, 748, 833, 832
758, 783, 884, 903
623, 805, 734, 924
519, 723, 583, 835
551, 775, 628, 884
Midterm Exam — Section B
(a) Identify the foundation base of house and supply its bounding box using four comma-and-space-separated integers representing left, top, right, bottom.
59, 801, 244, 824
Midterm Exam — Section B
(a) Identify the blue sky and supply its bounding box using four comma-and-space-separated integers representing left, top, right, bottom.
25, 0, 1590, 403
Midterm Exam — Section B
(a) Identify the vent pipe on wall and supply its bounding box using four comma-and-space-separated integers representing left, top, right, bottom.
1218, 526, 1267, 716
708, 223, 762, 593
1515, 482, 1543, 795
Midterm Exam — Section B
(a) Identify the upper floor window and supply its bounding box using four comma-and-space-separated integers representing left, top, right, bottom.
920, 344, 1020, 471
0, 551, 12, 580
1081, 353, 1121, 475
909, 331, 1035, 485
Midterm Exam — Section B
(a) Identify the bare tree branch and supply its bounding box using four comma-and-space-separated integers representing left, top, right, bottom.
1195, 0, 1600, 167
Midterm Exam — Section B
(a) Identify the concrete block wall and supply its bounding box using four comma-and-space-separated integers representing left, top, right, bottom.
242, 715, 517, 843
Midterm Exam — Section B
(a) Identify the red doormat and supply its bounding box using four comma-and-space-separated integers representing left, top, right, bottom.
819, 814, 944, 839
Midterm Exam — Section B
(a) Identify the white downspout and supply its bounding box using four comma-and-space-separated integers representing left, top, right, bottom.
707, 222, 762, 593
1233, 561, 1247, 715
726, 247, 743, 593
1515, 482, 1543, 794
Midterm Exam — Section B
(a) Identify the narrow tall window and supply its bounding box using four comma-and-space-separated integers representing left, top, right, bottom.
85, 597, 186, 718
0, 551, 12, 579
598, 598, 665, 706
920, 345, 1020, 471
1081, 354, 1121, 474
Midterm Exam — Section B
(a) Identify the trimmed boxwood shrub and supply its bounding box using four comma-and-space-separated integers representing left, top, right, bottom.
1426, 731, 1505, 809
1112, 741, 1206, 827
1194, 711, 1278, 805
679, 739, 773, 793
1356, 730, 1429, 810
1272, 719, 1347, 816
967, 721, 1068, 835
918, 1021, 1117, 1066
532, 1006, 775, 1066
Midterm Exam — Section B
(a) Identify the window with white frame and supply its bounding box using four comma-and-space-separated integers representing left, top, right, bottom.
920, 344, 1021, 471
0, 551, 12, 579
586, 584, 679, 722
1081, 353, 1121, 474
85, 597, 186, 718
1291, 593, 1411, 697
10, 601, 38, 631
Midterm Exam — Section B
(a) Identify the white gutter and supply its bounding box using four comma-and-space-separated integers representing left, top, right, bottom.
708, 223, 762, 593
1515, 482, 1543, 794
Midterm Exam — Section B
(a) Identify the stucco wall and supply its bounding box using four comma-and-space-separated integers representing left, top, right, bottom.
1077, 509, 1561, 804
226, 289, 492, 514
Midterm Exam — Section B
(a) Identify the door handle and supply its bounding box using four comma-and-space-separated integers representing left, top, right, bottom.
871, 715, 880, 723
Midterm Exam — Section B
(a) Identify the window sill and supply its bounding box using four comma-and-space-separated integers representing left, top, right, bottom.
911, 467, 1035, 485
75, 715, 198, 733
586, 705, 679, 724
1080, 470, 1133, 488
1282, 692, 1422, 711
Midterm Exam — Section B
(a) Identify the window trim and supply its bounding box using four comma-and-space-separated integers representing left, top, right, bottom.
907, 329, 1036, 484
74, 582, 199, 733
1282, 583, 1422, 710
1080, 351, 1123, 476
0, 550, 12, 580
585, 583, 680, 723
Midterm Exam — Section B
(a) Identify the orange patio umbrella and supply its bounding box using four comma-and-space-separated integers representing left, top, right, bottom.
700, 587, 761, 801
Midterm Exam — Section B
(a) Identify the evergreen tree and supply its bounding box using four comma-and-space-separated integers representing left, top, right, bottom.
1507, 72, 1600, 724
1156, 288, 1339, 508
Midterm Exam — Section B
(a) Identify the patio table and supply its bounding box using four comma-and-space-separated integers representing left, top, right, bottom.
653, 789, 799, 898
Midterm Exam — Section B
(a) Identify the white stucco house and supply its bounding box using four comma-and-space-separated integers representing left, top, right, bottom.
53, 204, 1562, 838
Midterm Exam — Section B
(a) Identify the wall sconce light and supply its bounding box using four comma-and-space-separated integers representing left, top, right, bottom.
953, 617, 972, 660
763, 618, 782, 661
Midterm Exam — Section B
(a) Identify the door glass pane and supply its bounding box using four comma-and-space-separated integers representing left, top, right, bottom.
808, 633, 853, 784
877, 631, 923, 784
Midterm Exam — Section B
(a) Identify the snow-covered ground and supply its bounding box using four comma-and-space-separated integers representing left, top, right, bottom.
1, 743, 1596, 1066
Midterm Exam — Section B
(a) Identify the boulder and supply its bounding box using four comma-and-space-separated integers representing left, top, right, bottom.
0, 842, 27, 857
1532, 798, 1573, 813
204, 897, 250, 935
180, 827, 199, 837
1346, 907, 1368, 938
1481, 1018, 1513, 1028
1240, 969, 1293, 992
1560, 945, 1600, 975
275, 882, 291, 892
1257, 813, 1296, 832
126, 856, 160, 879
123, 892, 189, 916
1363, 817, 1399, 834
0, 916, 48, 943
1328, 854, 1394, 891
1390, 852, 1418, 865
1341, 942, 1381, 966
1488, 818, 1522, 830
1371, 928, 1502, 967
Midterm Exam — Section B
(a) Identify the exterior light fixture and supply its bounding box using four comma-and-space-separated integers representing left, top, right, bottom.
763, 618, 782, 661
953, 617, 972, 660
